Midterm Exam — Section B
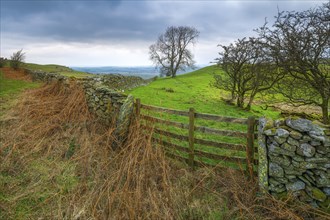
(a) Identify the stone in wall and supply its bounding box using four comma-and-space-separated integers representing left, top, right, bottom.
260, 117, 330, 208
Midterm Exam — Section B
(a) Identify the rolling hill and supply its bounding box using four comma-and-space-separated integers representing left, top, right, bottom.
128, 65, 280, 119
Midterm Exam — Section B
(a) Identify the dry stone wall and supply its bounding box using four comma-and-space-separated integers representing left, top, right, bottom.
82, 78, 129, 124
100, 74, 155, 90
25, 69, 152, 91
25, 69, 66, 82
25, 69, 139, 148
258, 117, 330, 208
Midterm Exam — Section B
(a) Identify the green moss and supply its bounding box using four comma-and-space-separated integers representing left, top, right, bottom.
264, 128, 276, 136
274, 191, 289, 200
311, 187, 327, 202
319, 197, 330, 211
106, 101, 112, 113
264, 120, 275, 130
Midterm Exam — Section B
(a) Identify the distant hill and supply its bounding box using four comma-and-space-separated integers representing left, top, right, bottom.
23, 63, 92, 78
71, 65, 207, 79
24, 63, 73, 72
71, 66, 158, 79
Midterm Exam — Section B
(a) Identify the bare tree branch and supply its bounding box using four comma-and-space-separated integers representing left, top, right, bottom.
10, 49, 25, 70
256, 2, 330, 123
213, 37, 285, 110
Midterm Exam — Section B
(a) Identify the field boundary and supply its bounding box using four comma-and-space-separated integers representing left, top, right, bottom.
135, 98, 258, 177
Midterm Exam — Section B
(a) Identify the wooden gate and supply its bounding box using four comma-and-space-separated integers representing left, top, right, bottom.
135, 98, 258, 177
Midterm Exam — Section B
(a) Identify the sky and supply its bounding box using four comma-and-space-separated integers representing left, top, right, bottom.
0, 0, 327, 67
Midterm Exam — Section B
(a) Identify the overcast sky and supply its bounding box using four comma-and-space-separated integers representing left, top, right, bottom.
0, 0, 326, 67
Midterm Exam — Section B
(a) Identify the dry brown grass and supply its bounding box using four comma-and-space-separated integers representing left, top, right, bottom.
0, 81, 176, 219
1, 81, 329, 219
1, 67, 32, 81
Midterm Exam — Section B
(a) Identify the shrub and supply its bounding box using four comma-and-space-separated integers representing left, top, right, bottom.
10, 49, 25, 70
0, 57, 6, 68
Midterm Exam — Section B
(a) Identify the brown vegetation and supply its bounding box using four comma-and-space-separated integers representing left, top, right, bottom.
1, 67, 32, 81
0, 81, 329, 219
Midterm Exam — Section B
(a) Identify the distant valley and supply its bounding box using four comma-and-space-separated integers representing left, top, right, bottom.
71, 65, 206, 79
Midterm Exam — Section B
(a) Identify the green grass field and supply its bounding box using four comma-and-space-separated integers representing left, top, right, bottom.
129, 65, 280, 119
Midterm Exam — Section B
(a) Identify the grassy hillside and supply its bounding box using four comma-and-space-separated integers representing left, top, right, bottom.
2, 60, 92, 78
0, 71, 38, 97
129, 65, 280, 119
0, 69, 40, 116
24, 63, 72, 72
23, 62, 92, 78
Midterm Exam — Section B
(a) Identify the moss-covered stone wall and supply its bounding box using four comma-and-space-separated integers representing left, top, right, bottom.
258, 117, 330, 208
82, 78, 128, 124
25, 70, 137, 148
25, 69, 66, 82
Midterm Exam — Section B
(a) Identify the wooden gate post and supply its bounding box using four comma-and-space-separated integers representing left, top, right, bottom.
246, 116, 255, 178
188, 108, 195, 168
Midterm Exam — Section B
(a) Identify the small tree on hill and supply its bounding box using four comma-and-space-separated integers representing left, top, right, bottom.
149, 26, 199, 77
213, 37, 284, 110
257, 2, 330, 124
10, 49, 25, 70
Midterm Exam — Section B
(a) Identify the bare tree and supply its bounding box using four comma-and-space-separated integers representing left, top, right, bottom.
213, 39, 248, 104
10, 49, 25, 70
213, 37, 284, 110
149, 26, 199, 77
257, 3, 330, 123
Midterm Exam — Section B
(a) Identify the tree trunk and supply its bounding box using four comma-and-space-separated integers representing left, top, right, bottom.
245, 102, 252, 111
237, 95, 244, 108
245, 93, 256, 111
321, 98, 329, 124
230, 90, 236, 103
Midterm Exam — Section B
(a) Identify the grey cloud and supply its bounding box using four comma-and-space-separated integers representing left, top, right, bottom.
1, 0, 327, 65
2, 0, 324, 45
1, 1, 167, 43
